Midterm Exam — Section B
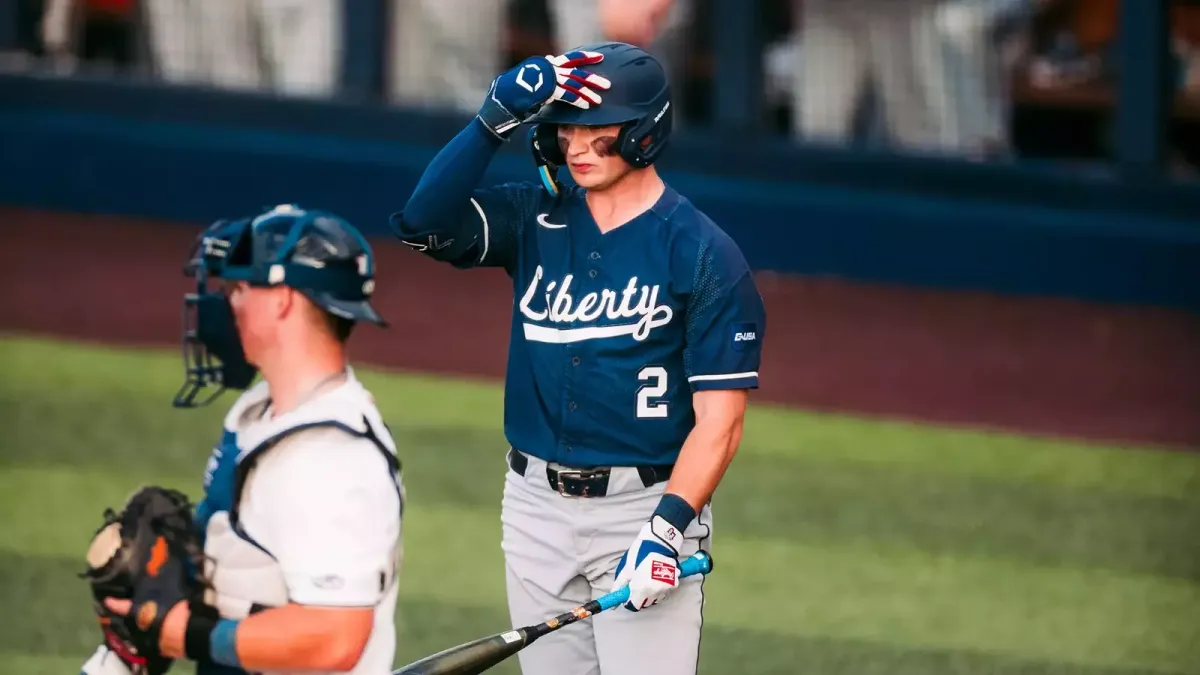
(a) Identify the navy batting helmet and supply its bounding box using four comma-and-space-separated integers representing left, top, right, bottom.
529, 42, 673, 195
175, 204, 387, 407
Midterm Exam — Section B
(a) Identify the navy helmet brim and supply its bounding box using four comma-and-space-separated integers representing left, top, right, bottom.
305, 290, 389, 327
532, 101, 644, 127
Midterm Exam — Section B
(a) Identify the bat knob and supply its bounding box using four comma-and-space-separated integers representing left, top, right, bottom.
679, 550, 713, 577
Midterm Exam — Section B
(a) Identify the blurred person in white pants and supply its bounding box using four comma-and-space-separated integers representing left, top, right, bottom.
138, 0, 207, 84
931, 0, 1039, 158
793, 0, 1036, 157
142, 0, 341, 96
386, 0, 506, 113
794, 0, 949, 152
556, 0, 690, 91
387, 0, 688, 114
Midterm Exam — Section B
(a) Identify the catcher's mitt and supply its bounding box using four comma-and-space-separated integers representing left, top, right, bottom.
82, 486, 206, 675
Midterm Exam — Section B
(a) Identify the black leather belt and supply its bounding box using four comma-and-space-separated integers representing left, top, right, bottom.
507, 448, 674, 498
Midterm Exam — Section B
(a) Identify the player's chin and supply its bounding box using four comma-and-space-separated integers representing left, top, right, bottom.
569, 170, 616, 191
235, 330, 264, 367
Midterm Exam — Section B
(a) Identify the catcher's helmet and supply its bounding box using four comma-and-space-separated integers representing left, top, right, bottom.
529, 42, 673, 195
174, 204, 387, 408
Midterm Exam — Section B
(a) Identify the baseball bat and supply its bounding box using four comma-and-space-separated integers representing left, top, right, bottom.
392, 550, 714, 675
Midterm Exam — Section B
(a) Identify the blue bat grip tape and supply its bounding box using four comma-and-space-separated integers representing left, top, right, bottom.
596, 550, 713, 611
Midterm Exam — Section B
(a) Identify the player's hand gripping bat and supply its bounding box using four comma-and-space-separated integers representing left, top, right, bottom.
392, 550, 714, 675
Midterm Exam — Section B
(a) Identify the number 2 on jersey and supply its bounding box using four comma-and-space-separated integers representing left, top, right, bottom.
636, 366, 669, 418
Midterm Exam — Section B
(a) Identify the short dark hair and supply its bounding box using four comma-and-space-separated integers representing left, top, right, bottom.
321, 311, 355, 344
298, 291, 355, 343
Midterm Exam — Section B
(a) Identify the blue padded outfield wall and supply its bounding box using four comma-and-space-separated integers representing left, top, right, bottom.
1, 73, 1198, 311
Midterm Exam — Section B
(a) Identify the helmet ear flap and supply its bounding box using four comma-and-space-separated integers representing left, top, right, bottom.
615, 121, 648, 169
530, 123, 566, 197
531, 124, 566, 167
616, 101, 672, 169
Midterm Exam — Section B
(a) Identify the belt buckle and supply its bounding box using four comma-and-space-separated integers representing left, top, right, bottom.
555, 469, 601, 497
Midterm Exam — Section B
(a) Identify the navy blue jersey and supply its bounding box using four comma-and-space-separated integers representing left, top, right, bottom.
399, 184, 765, 468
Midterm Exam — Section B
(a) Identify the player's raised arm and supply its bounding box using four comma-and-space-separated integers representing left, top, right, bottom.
389, 49, 612, 270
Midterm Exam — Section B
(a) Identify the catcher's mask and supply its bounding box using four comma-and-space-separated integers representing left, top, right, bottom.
174, 204, 387, 408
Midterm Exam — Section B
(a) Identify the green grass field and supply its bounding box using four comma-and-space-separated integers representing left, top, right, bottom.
2, 334, 1198, 675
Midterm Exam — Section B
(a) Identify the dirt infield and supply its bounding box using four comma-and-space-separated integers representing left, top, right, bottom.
3, 208, 1198, 449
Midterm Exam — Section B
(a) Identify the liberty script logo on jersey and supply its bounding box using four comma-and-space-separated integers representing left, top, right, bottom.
518, 265, 674, 343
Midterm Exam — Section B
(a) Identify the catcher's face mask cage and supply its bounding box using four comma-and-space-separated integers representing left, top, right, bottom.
175, 218, 259, 409
174, 205, 387, 408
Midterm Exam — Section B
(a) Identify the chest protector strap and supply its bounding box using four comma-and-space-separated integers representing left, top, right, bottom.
204, 416, 402, 620
230, 416, 402, 525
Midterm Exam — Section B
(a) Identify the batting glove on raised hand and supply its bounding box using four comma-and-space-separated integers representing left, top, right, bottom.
613, 515, 684, 611
477, 50, 612, 141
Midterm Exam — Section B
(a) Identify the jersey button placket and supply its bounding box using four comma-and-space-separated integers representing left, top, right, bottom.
565, 246, 599, 458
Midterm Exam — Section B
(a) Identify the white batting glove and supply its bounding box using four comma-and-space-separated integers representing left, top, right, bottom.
612, 515, 684, 611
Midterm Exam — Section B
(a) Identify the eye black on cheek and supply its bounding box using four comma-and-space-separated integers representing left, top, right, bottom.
591, 136, 618, 157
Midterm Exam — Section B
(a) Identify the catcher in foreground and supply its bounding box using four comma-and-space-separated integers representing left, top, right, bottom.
80, 205, 403, 675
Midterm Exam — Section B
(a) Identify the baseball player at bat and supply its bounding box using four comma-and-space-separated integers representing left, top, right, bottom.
390, 42, 766, 674
78, 205, 403, 675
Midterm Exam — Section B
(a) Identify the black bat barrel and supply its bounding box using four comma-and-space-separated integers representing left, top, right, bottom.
392, 630, 529, 675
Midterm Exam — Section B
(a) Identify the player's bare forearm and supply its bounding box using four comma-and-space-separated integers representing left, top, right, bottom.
663, 389, 748, 515
157, 601, 373, 672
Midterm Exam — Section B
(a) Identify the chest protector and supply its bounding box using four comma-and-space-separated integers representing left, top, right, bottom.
200, 378, 402, 620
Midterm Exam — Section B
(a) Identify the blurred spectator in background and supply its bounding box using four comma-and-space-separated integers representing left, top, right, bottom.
387, 0, 690, 114
792, 0, 948, 153
932, 0, 1039, 159
556, 0, 690, 92
139, 0, 207, 85
141, 0, 341, 96
787, 0, 1036, 158
8, 0, 50, 61
40, 0, 139, 74
386, 0, 505, 112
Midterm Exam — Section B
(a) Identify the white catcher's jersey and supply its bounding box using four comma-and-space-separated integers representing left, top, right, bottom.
81, 369, 405, 675
205, 369, 404, 675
